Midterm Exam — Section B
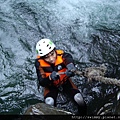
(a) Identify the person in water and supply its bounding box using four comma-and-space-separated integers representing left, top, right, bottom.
35, 38, 87, 115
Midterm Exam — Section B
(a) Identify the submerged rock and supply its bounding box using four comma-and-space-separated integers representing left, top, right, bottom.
96, 91, 120, 115
24, 102, 73, 115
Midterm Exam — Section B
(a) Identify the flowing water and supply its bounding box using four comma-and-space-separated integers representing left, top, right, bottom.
0, 0, 120, 115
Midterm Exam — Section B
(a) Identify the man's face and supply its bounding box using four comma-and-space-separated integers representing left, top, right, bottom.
43, 50, 57, 64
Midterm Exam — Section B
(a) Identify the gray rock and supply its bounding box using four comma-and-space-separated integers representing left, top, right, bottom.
24, 102, 73, 115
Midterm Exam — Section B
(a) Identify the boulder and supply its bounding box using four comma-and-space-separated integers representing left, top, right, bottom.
24, 102, 73, 115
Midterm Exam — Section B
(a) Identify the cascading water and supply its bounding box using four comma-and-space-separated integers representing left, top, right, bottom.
0, 0, 120, 115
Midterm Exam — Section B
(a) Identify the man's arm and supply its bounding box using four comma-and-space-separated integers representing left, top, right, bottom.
62, 52, 76, 77
35, 59, 52, 87
62, 52, 74, 65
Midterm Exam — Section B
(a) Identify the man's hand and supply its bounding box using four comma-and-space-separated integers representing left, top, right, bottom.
50, 71, 59, 80
66, 63, 76, 77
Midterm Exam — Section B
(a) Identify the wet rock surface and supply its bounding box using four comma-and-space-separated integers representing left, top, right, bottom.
24, 102, 73, 115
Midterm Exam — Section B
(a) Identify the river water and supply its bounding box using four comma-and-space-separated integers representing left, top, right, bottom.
0, 0, 120, 115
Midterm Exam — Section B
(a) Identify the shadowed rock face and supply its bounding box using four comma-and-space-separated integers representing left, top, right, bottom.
24, 102, 73, 115
95, 92, 120, 115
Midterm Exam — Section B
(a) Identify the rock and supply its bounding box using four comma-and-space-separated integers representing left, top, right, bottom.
24, 102, 73, 115
96, 92, 120, 115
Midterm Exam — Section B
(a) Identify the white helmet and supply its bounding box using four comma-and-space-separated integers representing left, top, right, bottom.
36, 38, 56, 56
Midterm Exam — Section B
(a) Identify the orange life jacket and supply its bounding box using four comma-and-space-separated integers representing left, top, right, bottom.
37, 50, 69, 87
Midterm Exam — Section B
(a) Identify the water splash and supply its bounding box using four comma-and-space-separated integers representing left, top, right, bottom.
0, 0, 120, 115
